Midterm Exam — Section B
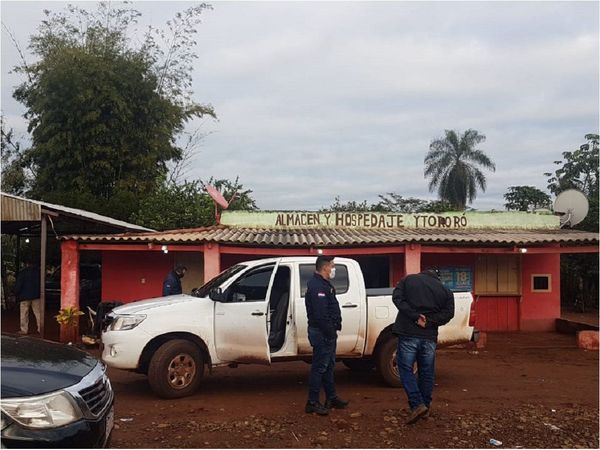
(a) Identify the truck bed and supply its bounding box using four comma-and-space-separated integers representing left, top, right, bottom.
363, 288, 475, 353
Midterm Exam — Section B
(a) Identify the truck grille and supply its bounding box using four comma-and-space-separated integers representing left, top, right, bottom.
78, 375, 112, 416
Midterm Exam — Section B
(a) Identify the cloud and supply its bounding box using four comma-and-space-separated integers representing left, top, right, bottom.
1, 1, 598, 211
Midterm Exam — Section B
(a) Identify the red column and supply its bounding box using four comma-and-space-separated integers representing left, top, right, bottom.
204, 243, 221, 283
60, 240, 80, 343
405, 243, 421, 275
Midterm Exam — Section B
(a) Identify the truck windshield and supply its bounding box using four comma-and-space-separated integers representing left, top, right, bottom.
192, 265, 246, 298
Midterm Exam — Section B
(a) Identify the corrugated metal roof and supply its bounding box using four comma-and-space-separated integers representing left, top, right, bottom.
63, 225, 599, 247
1, 192, 152, 232
1, 194, 41, 221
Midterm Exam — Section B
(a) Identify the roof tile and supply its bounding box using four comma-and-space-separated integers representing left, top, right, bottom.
62, 225, 599, 246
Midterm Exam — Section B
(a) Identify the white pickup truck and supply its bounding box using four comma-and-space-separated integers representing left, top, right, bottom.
101, 257, 477, 398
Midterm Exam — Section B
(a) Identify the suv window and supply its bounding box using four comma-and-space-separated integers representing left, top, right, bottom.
226, 264, 275, 302
299, 264, 349, 297
194, 264, 246, 298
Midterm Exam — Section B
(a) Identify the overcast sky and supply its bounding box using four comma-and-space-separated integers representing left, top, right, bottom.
1, 1, 598, 211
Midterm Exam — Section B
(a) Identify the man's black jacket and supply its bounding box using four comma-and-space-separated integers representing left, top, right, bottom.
305, 273, 342, 339
392, 271, 455, 341
162, 271, 182, 296
15, 266, 41, 302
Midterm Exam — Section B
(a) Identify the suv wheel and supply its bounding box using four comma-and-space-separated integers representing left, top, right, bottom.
148, 339, 204, 398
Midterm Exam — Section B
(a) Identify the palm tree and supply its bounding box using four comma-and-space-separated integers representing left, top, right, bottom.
424, 129, 496, 210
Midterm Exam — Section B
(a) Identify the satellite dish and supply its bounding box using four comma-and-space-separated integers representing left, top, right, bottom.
205, 184, 238, 224
206, 184, 229, 209
553, 189, 589, 227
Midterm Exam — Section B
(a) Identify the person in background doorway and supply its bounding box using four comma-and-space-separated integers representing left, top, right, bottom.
162, 264, 187, 296
392, 268, 455, 424
15, 260, 41, 335
304, 255, 349, 416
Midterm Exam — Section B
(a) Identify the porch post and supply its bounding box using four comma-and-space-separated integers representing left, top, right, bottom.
404, 243, 422, 275
60, 240, 80, 343
389, 253, 404, 286
39, 215, 47, 338
204, 243, 221, 283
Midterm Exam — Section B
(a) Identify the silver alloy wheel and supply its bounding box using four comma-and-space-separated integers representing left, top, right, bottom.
390, 349, 418, 378
167, 353, 197, 389
390, 349, 399, 379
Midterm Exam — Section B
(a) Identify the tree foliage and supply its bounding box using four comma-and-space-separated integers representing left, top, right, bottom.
424, 129, 496, 210
545, 133, 599, 232
503, 186, 551, 212
322, 196, 376, 212
11, 2, 215, 220
0, 117, 30, 196
375, 193, 454, 213
321, 193, 454, 213
131, 177, 257, 231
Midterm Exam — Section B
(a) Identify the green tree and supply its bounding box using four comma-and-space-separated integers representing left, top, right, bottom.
321, 193, 453, 213
503, 186, 551, 212
545, 133, 599, 232
375, 193, 454, 213
424, 129, 496, 210
321, 196, 378, 212
11, 3, 215, 220
544, 133, 599, 312
0, 116, 29, 195
132, 177, 257, 231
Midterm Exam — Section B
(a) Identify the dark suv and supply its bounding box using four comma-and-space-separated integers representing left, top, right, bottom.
1, 334, 114, 448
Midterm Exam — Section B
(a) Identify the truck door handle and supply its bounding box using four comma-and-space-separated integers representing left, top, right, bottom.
342, 303, 358, 308
251, 312, 265, 316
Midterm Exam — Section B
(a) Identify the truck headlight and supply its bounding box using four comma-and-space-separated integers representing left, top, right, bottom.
108, 314, 146, 331
1, 391, 82, 429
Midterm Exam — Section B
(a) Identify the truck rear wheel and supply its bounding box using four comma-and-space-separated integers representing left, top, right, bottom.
375, 336, 403, 388
342, 359, 375, 371
148, 339, 204, 398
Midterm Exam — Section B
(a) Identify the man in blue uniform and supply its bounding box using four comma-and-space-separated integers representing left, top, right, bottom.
392, 268, 454, 424
304, 255, 349, 415
162, 264, 187, 296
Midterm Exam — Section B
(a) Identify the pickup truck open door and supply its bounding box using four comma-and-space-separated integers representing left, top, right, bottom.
214, 261, 281, 364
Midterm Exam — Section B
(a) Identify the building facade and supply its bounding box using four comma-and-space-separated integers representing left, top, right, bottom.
60, 210, 598, 340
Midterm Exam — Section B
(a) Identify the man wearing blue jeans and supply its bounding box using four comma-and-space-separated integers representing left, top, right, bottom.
392, 269, 454, 424
304, 255, 349, 415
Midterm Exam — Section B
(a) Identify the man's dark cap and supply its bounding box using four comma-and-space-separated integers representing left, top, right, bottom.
422, 268, 440, 279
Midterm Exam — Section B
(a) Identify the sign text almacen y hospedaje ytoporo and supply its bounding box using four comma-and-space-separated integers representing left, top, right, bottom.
220, 211, 559, 230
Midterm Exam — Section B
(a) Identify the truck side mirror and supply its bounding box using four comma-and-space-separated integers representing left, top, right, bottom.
209, 287, 225, 302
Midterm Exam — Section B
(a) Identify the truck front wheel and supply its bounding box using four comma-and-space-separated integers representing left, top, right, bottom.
148, 339, 204, 398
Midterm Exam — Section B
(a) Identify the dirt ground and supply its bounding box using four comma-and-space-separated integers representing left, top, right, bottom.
103, 332, 599, 449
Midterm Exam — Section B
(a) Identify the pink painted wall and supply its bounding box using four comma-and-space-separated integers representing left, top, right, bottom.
221, 253, 278, 270
421, 253, 477, 269
520, 252, 561, 331
102, 251, 174, 303
97, 246, 561, 331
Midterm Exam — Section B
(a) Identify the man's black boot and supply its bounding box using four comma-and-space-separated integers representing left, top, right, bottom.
305, 401, 329, 415
325, 396, 349, 409
406, 404, 428, 424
